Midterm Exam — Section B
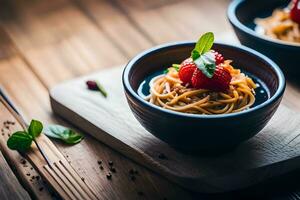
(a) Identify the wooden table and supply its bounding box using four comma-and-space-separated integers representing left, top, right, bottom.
1, 0, 300, 199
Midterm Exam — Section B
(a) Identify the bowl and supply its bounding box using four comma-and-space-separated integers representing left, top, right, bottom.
122, 42, 285, 152
227, 0, 300, 75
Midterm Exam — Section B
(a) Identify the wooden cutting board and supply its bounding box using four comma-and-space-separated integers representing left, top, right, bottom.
50, 66, 300, 193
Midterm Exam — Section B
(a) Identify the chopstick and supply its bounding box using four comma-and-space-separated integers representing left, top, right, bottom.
0, 88, 52, 166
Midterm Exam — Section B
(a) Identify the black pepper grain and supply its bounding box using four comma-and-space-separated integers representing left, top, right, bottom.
20, 159, 26, 164
26, 173, 30, 176
110, 167, 116, 173
106, 173, 112, 180
81, 177, 85, 182
108, 160, 113, 166
130, 175, 136, 181
97, 160, 102, 165
129, 169, 134, 175
39, 187, 44, 191
100, 165, 104, 170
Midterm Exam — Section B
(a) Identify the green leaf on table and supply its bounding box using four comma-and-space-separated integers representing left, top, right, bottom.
192, 32, 214, 60
7, 131, 33, 152
28, 119, 43, 138
44, 124, 84, 144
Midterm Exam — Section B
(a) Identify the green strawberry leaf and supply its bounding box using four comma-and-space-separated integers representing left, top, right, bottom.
28, 119, 43, 138
44, 124, 84, 144
192, 32, 214, 60
194, 51, 216, 78
7, 131, 33, 152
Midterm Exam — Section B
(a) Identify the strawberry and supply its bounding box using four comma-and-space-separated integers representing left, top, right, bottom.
191, 66, 232, 91
178, 58, 197, 85
211, 50, 224, 65
290, 0, 300, 24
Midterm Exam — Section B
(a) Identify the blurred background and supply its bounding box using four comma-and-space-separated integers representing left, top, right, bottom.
0, 0, 231, 119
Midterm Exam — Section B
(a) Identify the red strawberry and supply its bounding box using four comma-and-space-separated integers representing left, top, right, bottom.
290, 0, 300, 24
211, 50, 224, 65
178, 58, 197, 85
191, 66, 232, 91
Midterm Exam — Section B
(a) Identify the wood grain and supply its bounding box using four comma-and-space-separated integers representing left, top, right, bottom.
0, 150, 31, 200
0, 97, 56, 199
50, 66, 300, 193
0, 0, 299, 199
0, 2, 195, 198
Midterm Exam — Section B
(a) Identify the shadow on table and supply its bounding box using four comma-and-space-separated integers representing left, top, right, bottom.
192, 168, 300, 200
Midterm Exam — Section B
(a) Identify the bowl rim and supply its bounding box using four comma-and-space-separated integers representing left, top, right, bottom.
122, 41, 285, 119
227, 0, 300, 48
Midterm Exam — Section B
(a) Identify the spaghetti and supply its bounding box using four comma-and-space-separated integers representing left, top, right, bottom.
145, 60, 257, 115
255, 9, 300, 43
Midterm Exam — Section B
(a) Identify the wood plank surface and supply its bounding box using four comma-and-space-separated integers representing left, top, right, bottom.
50, 66, 300, 193
0, 0, 197, 199
0, 0, 299, 199
0, 150, 31, 200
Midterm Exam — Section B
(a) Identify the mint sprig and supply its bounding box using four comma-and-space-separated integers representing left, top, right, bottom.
191, 32, 216, 78
7, 119, 43, 151
7, 120, 83, 151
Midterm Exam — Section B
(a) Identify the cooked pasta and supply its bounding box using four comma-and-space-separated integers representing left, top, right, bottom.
145, 60, 257, 115
255, 9, 300, 43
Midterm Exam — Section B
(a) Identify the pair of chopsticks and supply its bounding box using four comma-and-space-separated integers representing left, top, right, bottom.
0, 87, 99, 200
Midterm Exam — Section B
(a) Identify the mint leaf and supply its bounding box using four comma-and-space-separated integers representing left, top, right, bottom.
28, 119, 43, 138
192, 32, 214, 60
191, 50, 201, 60
44, 124, 83, 144
194, 51, 216, 78
7, 131, 33, 151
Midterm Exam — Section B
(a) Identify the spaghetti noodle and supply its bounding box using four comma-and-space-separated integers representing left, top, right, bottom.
145, 60, 257, 115
255, 9, 300, 43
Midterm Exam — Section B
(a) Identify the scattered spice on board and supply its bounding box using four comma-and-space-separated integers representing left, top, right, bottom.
81, 177, 85, 182
99, 165, 104, 170
97, 160, 102, 165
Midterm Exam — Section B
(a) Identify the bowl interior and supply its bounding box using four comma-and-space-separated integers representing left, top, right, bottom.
234, 0, 288, 30
127, 43, 280, 103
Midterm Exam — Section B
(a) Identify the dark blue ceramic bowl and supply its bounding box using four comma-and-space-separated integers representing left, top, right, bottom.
228, 0, 300, 75
122, 42, 285, 152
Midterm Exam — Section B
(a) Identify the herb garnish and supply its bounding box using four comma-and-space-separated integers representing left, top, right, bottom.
7, 120, 83, 152
191, 32, 216, 78
7, 119, 43, 151
163, 64, 180, 74
44, 124, 83, 144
